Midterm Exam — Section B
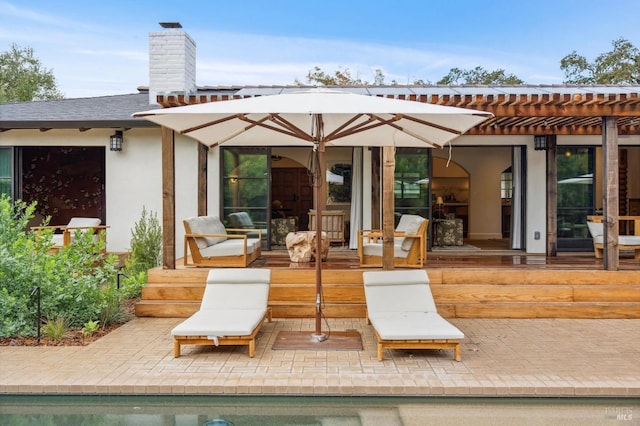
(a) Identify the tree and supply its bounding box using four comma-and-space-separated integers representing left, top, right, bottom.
437, 66, 524, 85
299, 66, 386, 86
0, 43, 64, 103
560, 37, 640, 84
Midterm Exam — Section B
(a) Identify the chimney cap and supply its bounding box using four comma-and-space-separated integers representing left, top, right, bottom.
159, 22, 182, 29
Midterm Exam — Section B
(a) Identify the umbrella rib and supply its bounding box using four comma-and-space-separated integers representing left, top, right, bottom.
399, 114, 464, 136
182, 114, 240, 134
267, 114, 314, 141
323, 114, 366, 141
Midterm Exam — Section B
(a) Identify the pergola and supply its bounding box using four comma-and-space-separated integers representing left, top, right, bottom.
156, 85, 640, 271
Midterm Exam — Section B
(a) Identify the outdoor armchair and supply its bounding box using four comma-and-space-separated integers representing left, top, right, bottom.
358, 214, 428, 268
183, 215, 262, 267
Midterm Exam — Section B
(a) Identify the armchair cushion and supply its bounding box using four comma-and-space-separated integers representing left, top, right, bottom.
395, 214, 426, 251
586, 221, 603, 238
186, 216, 227, 249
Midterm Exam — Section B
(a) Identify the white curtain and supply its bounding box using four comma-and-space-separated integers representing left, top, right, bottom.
510, 146, 523, 249
349, 148, 363, 249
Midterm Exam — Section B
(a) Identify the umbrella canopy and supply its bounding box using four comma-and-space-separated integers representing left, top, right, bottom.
134, 88, 492, 148
134, 88, 492, 341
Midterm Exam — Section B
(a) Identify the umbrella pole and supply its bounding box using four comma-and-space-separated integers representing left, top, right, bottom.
312, 128, 328, 342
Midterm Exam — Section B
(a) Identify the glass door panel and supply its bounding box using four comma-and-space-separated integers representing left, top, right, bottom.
221, 147, 269, 249
557, 146, 594, 251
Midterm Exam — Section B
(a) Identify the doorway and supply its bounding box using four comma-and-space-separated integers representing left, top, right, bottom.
271, 166, 313, 231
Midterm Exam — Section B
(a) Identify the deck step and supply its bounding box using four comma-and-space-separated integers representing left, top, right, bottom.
449, 302, 640, 319
136, 267, 640, 319
141, 283, 205, 300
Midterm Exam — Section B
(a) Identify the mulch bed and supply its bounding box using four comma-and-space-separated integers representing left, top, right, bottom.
0, 299, 136, 347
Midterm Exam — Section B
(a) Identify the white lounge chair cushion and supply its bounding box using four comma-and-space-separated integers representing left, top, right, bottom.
363, 270, 437, 313
369, 311, 464, 340
199, 238, 261, 257
395, 214, 425, 251
185, 216, 227, 249
170, 309, 266, 337
202, 268, 271, 310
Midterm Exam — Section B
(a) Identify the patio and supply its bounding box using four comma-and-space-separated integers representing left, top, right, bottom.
1, 315, 639, 397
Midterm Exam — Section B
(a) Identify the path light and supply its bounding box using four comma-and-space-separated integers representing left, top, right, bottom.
110, 130, 124, 152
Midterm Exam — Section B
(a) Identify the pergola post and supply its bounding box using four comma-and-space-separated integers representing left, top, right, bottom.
197, 143, 208, 216
161, 126, 176, 269
546, 135, 557, 257
602, 116, 619, 271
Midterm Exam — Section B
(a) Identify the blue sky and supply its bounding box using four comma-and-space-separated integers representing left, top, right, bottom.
2, 0, 639, 98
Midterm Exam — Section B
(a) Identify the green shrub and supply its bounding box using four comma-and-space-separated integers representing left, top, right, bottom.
122, 207, 161, 298
126, 206, 162, 275
0, 195, 121, 337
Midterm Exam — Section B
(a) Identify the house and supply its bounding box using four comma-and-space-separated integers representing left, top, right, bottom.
1, 23, 639, 268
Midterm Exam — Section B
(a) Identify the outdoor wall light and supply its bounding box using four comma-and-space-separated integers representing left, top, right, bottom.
110, 130, 124, 152
533, 135, 547, 151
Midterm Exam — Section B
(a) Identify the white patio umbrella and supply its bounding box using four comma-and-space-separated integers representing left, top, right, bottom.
134, 88, 492, 341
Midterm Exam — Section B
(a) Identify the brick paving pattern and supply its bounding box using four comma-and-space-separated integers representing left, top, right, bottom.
1, 317, 639, 396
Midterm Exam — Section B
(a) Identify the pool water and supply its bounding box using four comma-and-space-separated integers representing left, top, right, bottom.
0, 395, 637, 425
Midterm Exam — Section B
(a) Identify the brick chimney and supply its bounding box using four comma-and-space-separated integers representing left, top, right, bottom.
148, 22, 196, 104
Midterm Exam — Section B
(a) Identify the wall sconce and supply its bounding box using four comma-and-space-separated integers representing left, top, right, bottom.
110, 130, 124, 151
229, 177, 238, 184
534, 135, 547, 151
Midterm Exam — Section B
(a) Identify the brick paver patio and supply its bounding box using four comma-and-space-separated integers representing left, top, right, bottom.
1, 317, 639, 397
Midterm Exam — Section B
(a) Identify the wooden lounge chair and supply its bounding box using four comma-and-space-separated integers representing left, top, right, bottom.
358, 214, 427, 268
363, 269, 464, 361
183, 215, 262, 267
171, 268, 272, 358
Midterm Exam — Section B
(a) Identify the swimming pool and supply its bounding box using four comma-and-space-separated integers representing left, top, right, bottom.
0, 395, 637, 425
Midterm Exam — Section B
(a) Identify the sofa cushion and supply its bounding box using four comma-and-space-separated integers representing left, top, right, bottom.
186, 216, 227, 249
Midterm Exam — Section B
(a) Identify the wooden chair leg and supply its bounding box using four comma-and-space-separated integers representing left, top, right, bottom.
454, 344, 461, 362
174, 340, 181, 358
377, 343, 384, 361
248, 340, 255, 358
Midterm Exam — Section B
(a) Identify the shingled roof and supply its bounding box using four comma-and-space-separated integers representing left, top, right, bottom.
0, 93, 159, 130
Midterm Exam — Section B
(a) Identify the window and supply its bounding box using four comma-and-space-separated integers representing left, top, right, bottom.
0, 148, 12, 197
501, 167, 512, 199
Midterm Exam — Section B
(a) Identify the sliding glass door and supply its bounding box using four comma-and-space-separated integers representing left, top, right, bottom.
557, 146, 594, 251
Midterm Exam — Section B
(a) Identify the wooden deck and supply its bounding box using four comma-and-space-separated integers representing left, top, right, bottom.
136, 247, 640, 320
